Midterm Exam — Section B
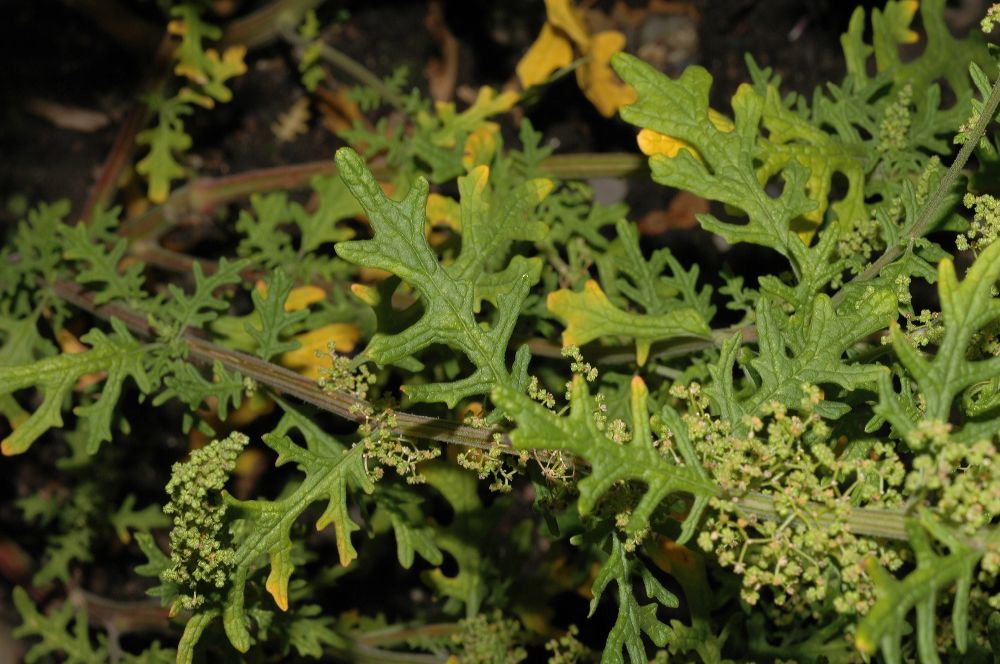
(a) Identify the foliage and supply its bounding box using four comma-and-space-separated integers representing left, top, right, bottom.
8, 1, 1000, 663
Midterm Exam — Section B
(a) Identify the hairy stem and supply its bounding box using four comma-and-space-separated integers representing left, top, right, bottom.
831, 68, 1000, 308
281, 25, 407, 109
49, 279, 916, 542
119, 153, 646, 243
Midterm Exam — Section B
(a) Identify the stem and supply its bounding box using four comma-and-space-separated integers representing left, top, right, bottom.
82, 34, 175, 224
221, 0, 324, 49
540, 153, 645, 180
51, 279, 512, 456
118, 153, 645, 242
281, 25, 407, 109
831, 69, 1000, 308
49, 279, 916, 542
119, 160, 346, 241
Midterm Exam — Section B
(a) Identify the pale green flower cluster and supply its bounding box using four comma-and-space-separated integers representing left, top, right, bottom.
958, 192, 1000, 253
669, 384, 910, 618
161, 432, 249, 611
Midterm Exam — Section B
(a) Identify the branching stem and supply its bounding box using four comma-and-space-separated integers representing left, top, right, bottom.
50, 279, 918, 542
831, 68, 1000, 308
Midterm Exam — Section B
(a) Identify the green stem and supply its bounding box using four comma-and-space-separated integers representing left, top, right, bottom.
281, 25, 406, 109
831, 68, 1000, 308
221, 0, 324, 49
540, 153, 645, 179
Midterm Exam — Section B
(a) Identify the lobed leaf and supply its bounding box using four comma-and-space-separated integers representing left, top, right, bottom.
494, 374, 716, 539
856, 512, 992, 664
0, 318, 151, 455
335, 147, 549, 406
879, 238, 1000, 436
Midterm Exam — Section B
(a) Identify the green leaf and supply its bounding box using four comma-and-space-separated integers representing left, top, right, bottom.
547, 279, 710, 366
372, 486, 443, 569
335, 147, 550, 406
856, 512, 989, 664
757, 85, 868, 232
154, 359, 244, 434
590, 536, 677, 664
33, 529, 92, 586
708, 290, 896, 425
613, 53, 814, 268
297, 173, 361, 254
879, 239, 1000, 435
136, 94, 193, 204
60, 215, 147, 306
245, 269, 308, 361
842, 0, 994, 98
494, 374, 716, 539
156, 257, 246, 339
420, 462, 493, 616
109, 494, 170, 544
1, 200, 69, 299
195, 431, 373, 653
12, 586, 108, 664
0, 318, 151, 455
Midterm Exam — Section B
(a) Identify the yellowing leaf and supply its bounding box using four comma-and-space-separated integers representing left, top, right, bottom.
462, 123, 500, 170
637, 128, 694, 158
637, 109, 733, 160
884, 0, 920, 44
433, 87, 519, 146
281, 324, 360, 378
255, 282, 326, 312
547, 280, 710, 365
516, 22, 574, 88
283, 286, 325, 311
266, 547, 293, 611
426, 193, 462, 230
544, 0, 590, 48
575, 31, 636, 118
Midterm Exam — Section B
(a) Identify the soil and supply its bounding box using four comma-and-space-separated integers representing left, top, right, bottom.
0, 0, 892, 231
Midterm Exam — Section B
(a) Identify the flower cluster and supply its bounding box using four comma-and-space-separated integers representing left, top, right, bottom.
670, 385, 911, 618
317, 342, 376, 400
356, 405, 439, 484
907, 439, 1000, 534
161, 432, 249, 611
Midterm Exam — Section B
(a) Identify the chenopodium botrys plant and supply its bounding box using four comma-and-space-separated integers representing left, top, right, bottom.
7, 1, 1000, 663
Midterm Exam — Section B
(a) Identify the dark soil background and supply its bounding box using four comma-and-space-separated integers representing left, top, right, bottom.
0, 0, 990, 660
7, 0, 972, 228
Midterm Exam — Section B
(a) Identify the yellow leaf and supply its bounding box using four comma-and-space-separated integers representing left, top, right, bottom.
462, 122, 500, 170
225, 392, 274, 427
636, 109, 734, 160
548, 280, 710, 366
283, 285, 325, 311
426, 193, 462, 231
575, 31, 636, 118
465, 87, 520, 118
265, 547, 293, 611
516, 22, 574, 88
281, 324, 360, 379
544, 0, 590, 48
350, 283, 380, 307
885, 0, 920, 44
637, 128, 696, 159
708, 108, 735, 132
254, 282, 326, 312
